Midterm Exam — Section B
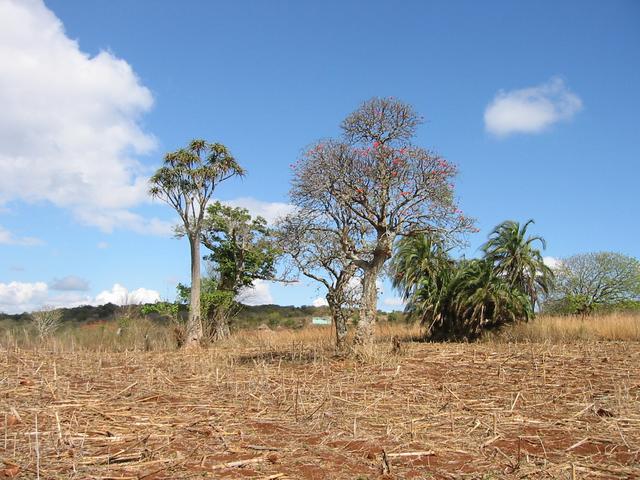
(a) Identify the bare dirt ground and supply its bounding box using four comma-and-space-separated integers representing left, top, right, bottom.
1, 340, 639, 479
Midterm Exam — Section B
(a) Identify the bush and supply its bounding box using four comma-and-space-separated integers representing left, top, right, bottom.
31, 306, 62, 339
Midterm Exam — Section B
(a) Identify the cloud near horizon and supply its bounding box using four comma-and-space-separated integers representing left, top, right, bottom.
484, 77, 582, 137
237, 279, 274, 306
221, 197, 295, 225
94, 283, 161, 305
0, 0, 171, 235
312, 297, 329, 307
383, 296, 405, 309
0, 280, 161, 314
543, 256, 562, 269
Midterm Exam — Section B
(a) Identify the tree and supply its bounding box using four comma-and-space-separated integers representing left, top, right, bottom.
447, 259, 532, 339
392, 232, 534, 341
149, 140, 244, 348
391, 234, 454, 333
547, 252, 640, 315
200, 202, 279, 339
291, 98, 473, 344
276, 210, 359, 350
482, 220, 553, 309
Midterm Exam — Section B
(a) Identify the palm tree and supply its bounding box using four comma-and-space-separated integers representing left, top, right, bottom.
481, 220, 553, 309
448, 259, 532, 338
391, 224, 549, 341
390, 235, 454, 333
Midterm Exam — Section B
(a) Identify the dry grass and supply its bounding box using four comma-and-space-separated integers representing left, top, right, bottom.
1, 320, 639, 479
2, 312, 637, 354
486, 312, 640, 343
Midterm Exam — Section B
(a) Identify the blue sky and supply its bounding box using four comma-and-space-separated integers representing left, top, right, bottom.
1, 0, 639, 313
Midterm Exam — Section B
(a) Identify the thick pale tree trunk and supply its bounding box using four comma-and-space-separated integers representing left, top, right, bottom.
327, 293, 348, 351
185, 234, 203, 348
210, 312, 231, 341
354, 260, 384, 345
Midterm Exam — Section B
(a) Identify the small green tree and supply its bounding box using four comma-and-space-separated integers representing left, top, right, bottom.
141, 300, 185, 347
176, 279, 237, 341
149, 140, 244, 348
547, 252, 640, 315
200, 202, 279, 339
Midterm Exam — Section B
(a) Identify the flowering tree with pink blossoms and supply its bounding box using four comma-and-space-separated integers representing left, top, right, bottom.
290, 98, 474, 344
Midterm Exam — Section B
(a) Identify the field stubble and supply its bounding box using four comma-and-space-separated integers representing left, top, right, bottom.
1, 320, 639, 479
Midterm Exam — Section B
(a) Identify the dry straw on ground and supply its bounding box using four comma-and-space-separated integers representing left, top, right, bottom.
1, 317, 639, 479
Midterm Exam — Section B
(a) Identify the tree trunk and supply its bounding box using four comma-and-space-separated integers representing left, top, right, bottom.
185, 234, 203, 348
327, 293, 348, 351
354, 261, 384, 345
210, 311, 231, 341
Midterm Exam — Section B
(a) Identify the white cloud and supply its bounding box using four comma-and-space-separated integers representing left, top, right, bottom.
49, 275, 90, 291
484, 77, 582, 137
97, 241, 109, 249
222, 197, 295, 224
0, 281, 48, 313
0, 0, 168, 234
238, 279, 274, 305
383, 296, 405, 308
543, 256, 562, 269
0, 279, 161, 313
0, 225, 43, 246
47, 290, 93, 309
312, 297, 328, 307
95, 283, 161, 305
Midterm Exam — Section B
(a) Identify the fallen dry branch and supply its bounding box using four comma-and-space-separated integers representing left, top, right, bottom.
386, 450, 436, 457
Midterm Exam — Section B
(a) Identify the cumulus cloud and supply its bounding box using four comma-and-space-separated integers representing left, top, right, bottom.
49, 275, 90, 291
47, 291, 93, 309
238, 279, 274, 306
222, 197, 295, 225
0, 280, 161, 313
312, 297, 329, 307
0, 281, 48, 313
94, 283, 161, 305
484, 77, 582, 137
383, 297, 405, 308
543, 256, 562, 269
0, 0, 169, 234
0, 225, 43, 246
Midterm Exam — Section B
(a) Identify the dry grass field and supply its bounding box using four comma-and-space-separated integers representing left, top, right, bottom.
1, 317, 639, 479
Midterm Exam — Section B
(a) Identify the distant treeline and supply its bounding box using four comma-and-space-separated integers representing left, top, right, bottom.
0, 303, 405, 330
0, 303, 332, 329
